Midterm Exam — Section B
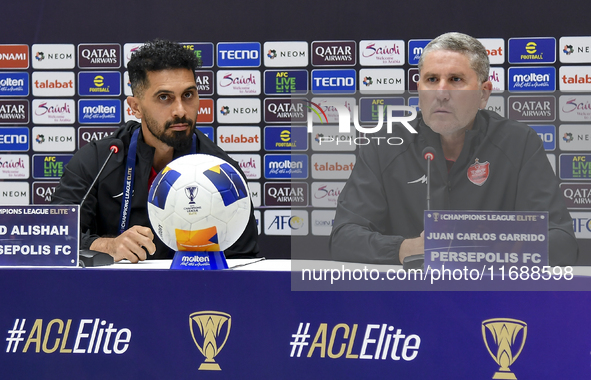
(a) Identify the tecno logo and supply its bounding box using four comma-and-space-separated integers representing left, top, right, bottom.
311, 69, 356, 94
217, 42, 261, 67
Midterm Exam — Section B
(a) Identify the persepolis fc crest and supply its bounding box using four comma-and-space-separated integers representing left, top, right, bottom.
467, 158, 489, 186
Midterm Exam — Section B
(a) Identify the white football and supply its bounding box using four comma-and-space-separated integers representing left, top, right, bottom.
147, 154, 251, 252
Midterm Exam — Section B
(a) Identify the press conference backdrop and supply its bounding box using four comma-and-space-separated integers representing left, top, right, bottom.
0, 0, 590, 263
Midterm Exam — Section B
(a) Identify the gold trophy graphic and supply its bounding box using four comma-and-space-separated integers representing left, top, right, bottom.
189, 311, 232, 370
482, 318, 527, 380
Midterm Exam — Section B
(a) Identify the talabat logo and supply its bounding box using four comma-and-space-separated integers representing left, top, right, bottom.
559, 154, 591, 180
311, 154, 356, 180
196, 98, 214, 124
264, 70, 308, 95
0, 182, 28, 205
228, 153, 261, 179
195, 70, 214, 96
264, 209, 308, 235
78, 72, 122, 96
407, 40, 430, 65
478, 38, 505, 65
32, 72, 75, 97
559, 66, 591, 91
530, 125, 555, 151
32, 127, 75, 152
5, 317, 132, 355
508, 37, 556, 64
181, 43, 214, 68
264, 154, 308, 179
559, 125, 591, 151
32, 99, 74, 125
559, 95, 591, 121
508, 96, 556, 122
78, 44, 121, 68
33, 154, 73, 179
488, 67, 505, 92
216, 98, 260, 124
263, 41, 308, 67
264, 182, 308, 207
312, 182, 345, 208
78, 126, 117, 149
311, 69, 356, 94
508, 67, 555, 92
0, 127, 28, 152
217, 42, 261, 68
312, 41, 356, 66
124, 103, 140, 123
0, 45, 29, 69
216, 126, 260, 151
33, 181, 60, 204
358, 69, 404, 93
359, 40, 405, 66
0, 72, 29, 97
571, 212, 591, 238
31, 44, 75, 69
78, 99, 121, 124
559, 36, 591, 63
216, 70, 260, 96
264, 126, 308, 151
561, 183, 591, 209
0, 154, 29, 179
0, 100, 29, 124
264, 98, 307, 123
311, 210, 335, 236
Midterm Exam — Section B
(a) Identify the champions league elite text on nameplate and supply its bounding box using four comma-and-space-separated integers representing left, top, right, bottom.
0, 205, 79, 267
424, 211, 548, 271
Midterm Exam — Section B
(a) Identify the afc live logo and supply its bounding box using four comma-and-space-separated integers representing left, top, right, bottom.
182, 43, 214, 68
264, 70, 308, 95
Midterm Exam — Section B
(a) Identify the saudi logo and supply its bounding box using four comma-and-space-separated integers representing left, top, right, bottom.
220, 106, 230, 116
305, 100, 328, 124
36, 134, 45, 144
267, 49, 277, 59
35, 52, 44, 61
563, 132, 573, 143
563, 45, 574, 55
363, 76, 373, 86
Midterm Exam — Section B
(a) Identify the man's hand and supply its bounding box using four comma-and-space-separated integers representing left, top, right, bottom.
399, 231, 424, 263
90, 226, 156, 263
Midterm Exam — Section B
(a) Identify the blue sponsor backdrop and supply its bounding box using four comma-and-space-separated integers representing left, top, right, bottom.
311, 69, 356, 94
508, 37, 556, 64
0, 269, 590, 379
264, 126, 308, 151
508, 67, 556, 92
217, 42, 261, 68
264, 70, 308, 95
78, 99, 121, 124
530, 125, 556, 151
0, 127, 29, 151
0, 72, 29, 96
78, 72, 121, 96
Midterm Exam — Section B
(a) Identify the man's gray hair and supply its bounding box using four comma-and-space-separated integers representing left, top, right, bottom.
418, 32, 490, 83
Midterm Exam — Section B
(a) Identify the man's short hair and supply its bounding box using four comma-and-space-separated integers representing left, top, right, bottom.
418, 32, 490, 84
127, 39, 200, 97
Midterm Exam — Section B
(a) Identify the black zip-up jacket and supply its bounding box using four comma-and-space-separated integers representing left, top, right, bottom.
52, 121, 259, 259
329, 109, 578, 266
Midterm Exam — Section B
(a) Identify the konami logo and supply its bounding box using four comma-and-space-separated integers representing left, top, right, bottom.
0, 45, 29, 69
196, 98, 214, 123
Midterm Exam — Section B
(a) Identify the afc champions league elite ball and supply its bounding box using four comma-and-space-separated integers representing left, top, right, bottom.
147, 154, 251, 252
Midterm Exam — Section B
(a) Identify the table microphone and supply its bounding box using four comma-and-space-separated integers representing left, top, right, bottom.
403, 146, 435, 271
78, 140, 123, 267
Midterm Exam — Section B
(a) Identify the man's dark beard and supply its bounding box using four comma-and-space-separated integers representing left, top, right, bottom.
146, 116, 195, 151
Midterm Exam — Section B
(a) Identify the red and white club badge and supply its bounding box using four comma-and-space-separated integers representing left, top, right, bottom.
467, 158, 490, 186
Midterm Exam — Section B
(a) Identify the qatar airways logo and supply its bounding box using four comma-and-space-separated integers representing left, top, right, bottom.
312, 41, 356, 66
